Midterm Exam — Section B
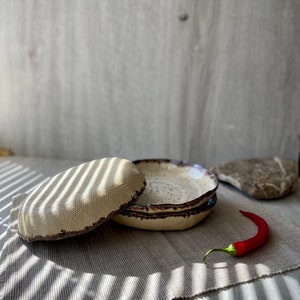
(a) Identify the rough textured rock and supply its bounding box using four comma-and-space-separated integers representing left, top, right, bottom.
211, 157, 298, 199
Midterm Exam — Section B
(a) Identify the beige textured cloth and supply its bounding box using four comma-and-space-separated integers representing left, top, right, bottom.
1, 183, 300, 299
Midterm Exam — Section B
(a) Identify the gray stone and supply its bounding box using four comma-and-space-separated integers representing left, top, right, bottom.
211, 157, 298, 199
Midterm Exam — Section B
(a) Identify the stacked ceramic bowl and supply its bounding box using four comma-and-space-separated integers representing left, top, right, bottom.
114, 159, 218, 230
18, 157, 219, 243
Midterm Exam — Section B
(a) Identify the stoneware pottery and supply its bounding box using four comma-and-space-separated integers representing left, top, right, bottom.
18, 157, 146, 242
113, 159, 218, 230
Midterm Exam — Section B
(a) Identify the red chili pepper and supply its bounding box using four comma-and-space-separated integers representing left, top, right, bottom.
203, 210, 269, 262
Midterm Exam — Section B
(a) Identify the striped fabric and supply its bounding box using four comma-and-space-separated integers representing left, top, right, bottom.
1, 183, 300, 299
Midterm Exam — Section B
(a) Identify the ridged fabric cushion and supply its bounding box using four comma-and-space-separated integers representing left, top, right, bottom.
18, 157, 145, 242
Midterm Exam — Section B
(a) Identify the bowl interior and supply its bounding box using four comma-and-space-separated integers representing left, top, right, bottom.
129, 159, 218, 211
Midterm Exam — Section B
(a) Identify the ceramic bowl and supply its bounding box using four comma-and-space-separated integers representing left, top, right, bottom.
114, 194, 217, 230
18, 157, 146, 242
113, 159, 218, 230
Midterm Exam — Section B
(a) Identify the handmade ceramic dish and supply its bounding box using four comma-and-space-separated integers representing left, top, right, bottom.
114, 194, 217, 230
113, 159, 218, 230
18, 157, 146, 242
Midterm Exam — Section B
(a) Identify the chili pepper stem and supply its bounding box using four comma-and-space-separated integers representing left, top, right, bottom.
202, 210, 269, 263
203, 244, 236, 263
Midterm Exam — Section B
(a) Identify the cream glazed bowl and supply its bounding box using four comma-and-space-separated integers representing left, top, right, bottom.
113, 159, 218, 230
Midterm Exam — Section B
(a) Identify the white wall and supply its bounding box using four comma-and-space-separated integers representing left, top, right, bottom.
1, 0, 299, 168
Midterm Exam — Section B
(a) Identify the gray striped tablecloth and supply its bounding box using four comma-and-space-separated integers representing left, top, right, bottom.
1, 182, 300, 299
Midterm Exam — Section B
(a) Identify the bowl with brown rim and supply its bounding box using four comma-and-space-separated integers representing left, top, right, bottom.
113, 159, 218, 230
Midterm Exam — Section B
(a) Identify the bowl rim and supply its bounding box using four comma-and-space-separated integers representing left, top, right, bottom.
120, 194, 217, 219
127, 158, 219, 212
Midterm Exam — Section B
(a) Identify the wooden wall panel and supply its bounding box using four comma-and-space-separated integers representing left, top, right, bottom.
0, 0, 299, 168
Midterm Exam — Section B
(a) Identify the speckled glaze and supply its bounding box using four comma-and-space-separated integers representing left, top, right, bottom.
127, 159, 218, 212
114, 159, 218, 230
18, 157, 146, 242
114, 195, 217, 230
